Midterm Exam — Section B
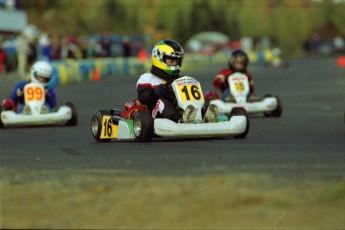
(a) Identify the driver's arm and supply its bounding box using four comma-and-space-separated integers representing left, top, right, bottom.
137, 85, 157, 111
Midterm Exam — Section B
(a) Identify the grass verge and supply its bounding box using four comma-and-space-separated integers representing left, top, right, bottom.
1, 168, 345, 229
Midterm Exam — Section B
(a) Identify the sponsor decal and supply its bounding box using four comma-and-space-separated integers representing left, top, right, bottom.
152, 99, 164, 118
231, 77, 247, 81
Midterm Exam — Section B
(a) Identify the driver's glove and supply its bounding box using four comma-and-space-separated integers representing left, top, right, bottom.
16, 88, 24, 97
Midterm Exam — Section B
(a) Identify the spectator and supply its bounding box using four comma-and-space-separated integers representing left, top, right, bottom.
27, 40, 37, 68
122, 36, 131, 57
310, 33, 321, 52
38, 31, 52, 61
0, 37, 5, 74
15, 32, 29, 78
99, 32, 112, 57
334, 36, 345, 54
60, 36, 81, 59
3, 33, 17, 74
85, 37, 98, 59
51, 35, 62, 60
75, 36, 86, 59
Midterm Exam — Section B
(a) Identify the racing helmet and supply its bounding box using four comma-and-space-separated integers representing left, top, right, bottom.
229, 49, 249, 72
30, 60, 53, 86
152, 39, 184, 77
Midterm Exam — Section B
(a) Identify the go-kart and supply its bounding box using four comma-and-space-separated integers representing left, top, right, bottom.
0, 82, 78, 128
91, 76, 249, 142
205, 72, 282, 117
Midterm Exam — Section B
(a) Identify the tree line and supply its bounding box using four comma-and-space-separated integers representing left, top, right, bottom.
22, 0, 345, 55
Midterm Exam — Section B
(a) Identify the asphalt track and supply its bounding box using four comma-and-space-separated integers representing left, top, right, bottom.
1, 57, 344, 181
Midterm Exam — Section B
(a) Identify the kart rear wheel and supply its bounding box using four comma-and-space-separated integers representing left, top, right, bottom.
133, 111, 154, 142
271, 96, 282, 117
264, 95, 282, 117
0, 106, 4, 128
65, 101, 78, 126
91, 110, 111, 142
229, 107, 249, 139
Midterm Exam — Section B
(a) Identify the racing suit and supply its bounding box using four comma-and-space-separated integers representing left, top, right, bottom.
136, 67, 182, 123
10, 80, 56, 113
213, 68, 254, 100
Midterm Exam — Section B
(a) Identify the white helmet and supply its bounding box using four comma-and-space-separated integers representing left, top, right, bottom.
30, 61, 53, 86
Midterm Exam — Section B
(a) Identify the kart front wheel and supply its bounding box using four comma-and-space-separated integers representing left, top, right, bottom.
133, 111, 154, 142
229, 107, 249, 139
91, 110, 111, 142
264, 95, 282, 117
65, 101, 78, 126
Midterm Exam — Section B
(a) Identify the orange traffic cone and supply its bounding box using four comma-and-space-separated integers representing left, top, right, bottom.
336, 56, 345, 68
137, 48, 148, 61
93, 69, 101, 81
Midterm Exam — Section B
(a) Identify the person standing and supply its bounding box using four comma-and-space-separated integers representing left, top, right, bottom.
15, 32, 29, 78
99, 32, 112, 57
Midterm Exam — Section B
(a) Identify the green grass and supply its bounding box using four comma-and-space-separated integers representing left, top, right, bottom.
1, 168, 345, 229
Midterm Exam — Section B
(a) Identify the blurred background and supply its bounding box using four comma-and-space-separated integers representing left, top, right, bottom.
1, 2, 345, 228
1, 0, 345, 78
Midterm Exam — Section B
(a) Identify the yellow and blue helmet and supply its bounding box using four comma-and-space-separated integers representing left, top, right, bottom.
152, 39, 184, 77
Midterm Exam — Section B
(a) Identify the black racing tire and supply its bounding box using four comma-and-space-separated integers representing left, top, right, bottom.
65, 101, 78, 126
264, 95, 282, 117
229, 107, 249, 139
0, 106, 4, 128
271, 96, 282, 117
91, 110, 111, 142
133, 111, 154, 142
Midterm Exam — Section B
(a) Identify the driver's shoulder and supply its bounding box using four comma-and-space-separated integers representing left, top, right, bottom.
14, 81, 28, 88
138, 72, 163, 84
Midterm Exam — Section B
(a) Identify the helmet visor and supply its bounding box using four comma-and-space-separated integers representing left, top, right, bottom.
34, 72, 51, 83
163, 55, 182, 67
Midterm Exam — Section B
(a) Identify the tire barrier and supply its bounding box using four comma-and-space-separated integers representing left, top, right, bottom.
48, 57, 149, 87
48, 50, 279, 88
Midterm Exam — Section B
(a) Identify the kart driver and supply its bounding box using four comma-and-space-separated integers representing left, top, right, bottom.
10, 60, 56, 114
136, 39, 219, 123
213, 49, 255, 101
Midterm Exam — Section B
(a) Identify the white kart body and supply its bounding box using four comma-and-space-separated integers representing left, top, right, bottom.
112, 117, 247, 139
210, 72, 279, 114
1, 82, 72, 127
153, 76, 247, 138
153, 116, 246, 138
91, 76, 249, 142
